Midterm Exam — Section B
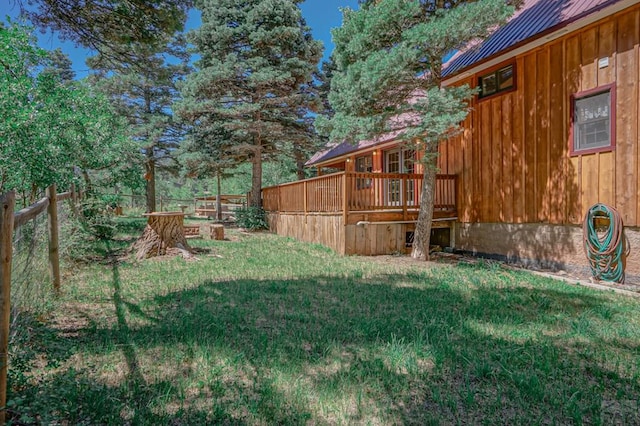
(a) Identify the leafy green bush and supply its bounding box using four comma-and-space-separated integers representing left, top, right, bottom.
235, 206, 268, 231
79, 197, 117, 240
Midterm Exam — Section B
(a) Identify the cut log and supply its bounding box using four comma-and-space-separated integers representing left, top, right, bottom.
133, 212, 193, 260
211, 224, 225, 240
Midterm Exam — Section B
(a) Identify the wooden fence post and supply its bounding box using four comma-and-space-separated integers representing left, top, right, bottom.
70, 183, 77, 206
47, 184, 61, 295
68, 183, 80, 218
0, 191, 15, 425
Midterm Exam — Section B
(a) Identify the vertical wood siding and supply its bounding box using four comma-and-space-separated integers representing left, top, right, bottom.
441, 6, 640, 226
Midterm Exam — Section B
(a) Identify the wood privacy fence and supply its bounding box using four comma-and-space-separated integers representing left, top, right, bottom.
262, 172, 457, 216
0, 183, 77, 424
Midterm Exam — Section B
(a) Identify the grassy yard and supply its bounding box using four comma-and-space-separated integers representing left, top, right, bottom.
10, 218, 640, 425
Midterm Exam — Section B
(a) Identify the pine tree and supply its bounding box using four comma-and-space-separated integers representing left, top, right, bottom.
88, 37, 191, 212
177, 0, 322, 207
321, 0, 516, 260
20, 0, 191, 65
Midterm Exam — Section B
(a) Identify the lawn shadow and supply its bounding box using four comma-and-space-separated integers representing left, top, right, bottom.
90, 272, 640, 423
14, 266, 640, 424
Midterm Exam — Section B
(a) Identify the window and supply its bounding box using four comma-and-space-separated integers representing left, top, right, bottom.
385, 149, 417, 205
385, 149, 415, 173
355, 154, 372, 189
571, 84, 615, 155
355, 155, 372, 173
478, 64, 514, 98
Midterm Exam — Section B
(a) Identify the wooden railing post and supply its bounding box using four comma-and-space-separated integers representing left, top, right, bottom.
47, 184, 61, 295
0, 191, 15, 425
303, 181, 308, 217
342, 172, 349, 224
402, 175, 408, 220
277, 186, 282, 212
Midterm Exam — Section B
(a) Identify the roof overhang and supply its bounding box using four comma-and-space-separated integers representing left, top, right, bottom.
443, 0, 639, 86
307, 135, 408, 169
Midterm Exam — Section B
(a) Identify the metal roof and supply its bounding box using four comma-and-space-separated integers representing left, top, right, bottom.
305, 131, 400, 167
443, 0, 621, 77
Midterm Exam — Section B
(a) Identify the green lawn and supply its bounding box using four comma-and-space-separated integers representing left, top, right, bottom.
10, 218, 640, 425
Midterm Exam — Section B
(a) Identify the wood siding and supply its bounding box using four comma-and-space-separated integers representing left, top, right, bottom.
440, 5, 640, 227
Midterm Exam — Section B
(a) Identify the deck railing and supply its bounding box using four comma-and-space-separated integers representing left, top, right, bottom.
262, 172, 457, 215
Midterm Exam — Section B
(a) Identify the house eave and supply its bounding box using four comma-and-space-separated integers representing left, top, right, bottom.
306, 138, 408, 169
443, 0, 639, 86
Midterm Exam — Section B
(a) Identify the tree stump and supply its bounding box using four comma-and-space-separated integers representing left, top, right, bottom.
210, 224, 224, 240
133, 212, 194, 260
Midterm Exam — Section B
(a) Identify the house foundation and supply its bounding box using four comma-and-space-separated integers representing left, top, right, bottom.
453, 222, 640, 282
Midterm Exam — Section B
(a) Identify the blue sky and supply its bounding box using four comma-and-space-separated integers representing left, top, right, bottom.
0, 0, 359, 77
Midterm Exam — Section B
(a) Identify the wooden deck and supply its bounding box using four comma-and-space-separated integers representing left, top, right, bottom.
262, 171, 457, 223
262, 172, 457, 255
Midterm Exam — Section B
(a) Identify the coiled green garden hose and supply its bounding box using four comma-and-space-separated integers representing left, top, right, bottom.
583, 203, 627, 283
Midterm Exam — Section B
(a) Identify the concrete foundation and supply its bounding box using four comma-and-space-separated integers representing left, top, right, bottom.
454, 222, 640, 282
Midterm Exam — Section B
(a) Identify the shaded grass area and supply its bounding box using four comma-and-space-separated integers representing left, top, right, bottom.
9, 221, 640, 425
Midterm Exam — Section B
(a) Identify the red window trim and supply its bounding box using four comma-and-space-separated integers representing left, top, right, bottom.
569, 83, 616, 157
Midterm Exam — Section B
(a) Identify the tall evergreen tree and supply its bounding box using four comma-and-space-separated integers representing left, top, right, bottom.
88, 37, 191, 212
320, 0, 516, 260
18, 0, 191, 65
179, 122, 238, 219
177, 0, 322, 207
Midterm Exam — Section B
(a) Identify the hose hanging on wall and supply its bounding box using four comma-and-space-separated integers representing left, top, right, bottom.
583, 203, 627, 283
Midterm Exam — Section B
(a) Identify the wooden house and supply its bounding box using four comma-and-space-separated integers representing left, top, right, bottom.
262, 0, 640, 278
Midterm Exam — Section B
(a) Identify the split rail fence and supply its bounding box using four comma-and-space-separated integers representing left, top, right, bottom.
0, 184, 78, 424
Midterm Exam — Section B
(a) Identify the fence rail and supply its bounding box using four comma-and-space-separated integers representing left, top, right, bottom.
0, 184, 78, 424
262, 171, 457, 216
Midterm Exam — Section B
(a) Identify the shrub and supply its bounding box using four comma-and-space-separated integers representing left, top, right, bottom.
235, 206, 268, 231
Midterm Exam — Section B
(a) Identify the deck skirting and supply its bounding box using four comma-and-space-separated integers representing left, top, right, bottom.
267, 212, 454, 256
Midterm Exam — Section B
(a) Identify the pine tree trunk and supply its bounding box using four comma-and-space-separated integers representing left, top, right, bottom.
249, 148, 262, 208
133, 213, 193, 260
145, 158, 156, 213
295, 147, 306, 180
411, 147, 438, 261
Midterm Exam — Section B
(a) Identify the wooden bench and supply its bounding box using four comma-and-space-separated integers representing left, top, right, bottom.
184, 225, 201, 239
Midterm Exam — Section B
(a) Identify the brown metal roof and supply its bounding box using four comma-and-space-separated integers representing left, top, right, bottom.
306, 131, 401, 167
443, 0, 623, 77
